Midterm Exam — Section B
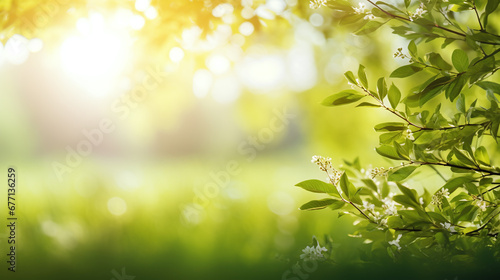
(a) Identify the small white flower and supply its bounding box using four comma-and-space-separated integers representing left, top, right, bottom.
364, 13, 375, 20
382, 197, 398, 216
388, 234, 402, 250
409, 3, 427, 21
353, 3, 366, 14
475, 199, 487, 211
363, 201, 375, 212
404, 128, 415, 140
300, 244, 328, 261
441, 222, 457, 233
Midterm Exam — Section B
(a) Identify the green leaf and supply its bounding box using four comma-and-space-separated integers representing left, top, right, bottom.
393, 195, 415, 208
393, 141, 411, 160
441, 176, 474, 195
361, 179, 378, 192
408, 40, 417, 57
358, 64, 368, 88
452, 147, 477, 167
344, 71, 357, 85
329, 200, 347, 210
295, 179, 339, 195
484, 0, 500, 27
452, 49, 469, 72
456, 93, 466, 114
397, 182, 419, 204
446, 74, 466, 102
379, 131, 403, 144
475, 146, 490, 166
377, 77, 388, 100
390, 64, 424, 78
413, 76, 453, 106
477, 81, 500, 95
428, 52, 452, 71
388, 166, 418, 181
339, 172, 351, 198
427, 212, 448, 224
388, 84, 401, 109
356, 102, 381, 108
300, 198, 337, 210
321, 90, 365, 106
435, 232, 449, 247
374, 122, 407, 132
355, 20, 384, 35
376, 145, 404, 160
387, 216, 404, 228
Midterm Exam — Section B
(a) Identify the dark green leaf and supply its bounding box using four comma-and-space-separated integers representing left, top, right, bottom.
390, 64, 424, 78
374, 122, 407, 132
446, 74, 466, 101
356, 102, 381, 108
452, 147, 477, 167
441, 176, 474, 195
321, 90, 365, 106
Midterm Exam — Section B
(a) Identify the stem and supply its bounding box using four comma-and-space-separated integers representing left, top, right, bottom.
358, 83, 487, 132
482, 184, 500, 195
415, 122, 489, 132
475, 47, 500, 66
358, 85, 426, 129
320, 162, 375, 223
473, 1, 484, 31
467, 209, 500, 235
411, 160, 500, 176
365, 0, 467, 37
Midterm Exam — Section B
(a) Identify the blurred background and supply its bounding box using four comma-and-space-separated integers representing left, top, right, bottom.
0, 0, 454, 279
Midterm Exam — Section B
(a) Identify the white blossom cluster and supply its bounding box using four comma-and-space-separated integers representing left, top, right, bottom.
431, 188, 450, 207
409, 3, 427, 21
309, 0, 327, 9
403, 128, 415, 140
369, 167, 391, 179
382, 197, 398, 216
300, 244, 328, 261
312, 155, 343, 185
441, 222, 457, 233
475, 198, 487, 211
388, 234, 402, 250
353, 2, 375, 20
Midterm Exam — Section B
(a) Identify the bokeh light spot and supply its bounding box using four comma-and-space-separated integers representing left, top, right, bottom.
107, 197, 127, 216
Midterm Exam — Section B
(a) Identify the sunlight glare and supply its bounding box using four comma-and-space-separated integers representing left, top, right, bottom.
192, 69, 213, 98
169, 47, 185, 63
60, 13, 132, 97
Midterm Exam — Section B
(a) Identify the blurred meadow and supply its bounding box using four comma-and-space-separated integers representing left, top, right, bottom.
0, 0, 483, 279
